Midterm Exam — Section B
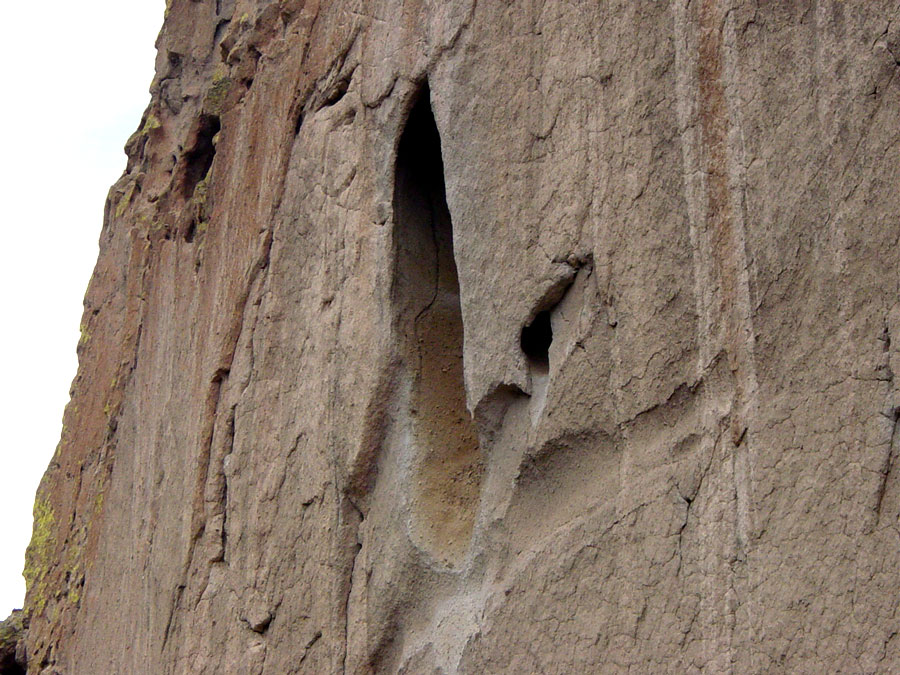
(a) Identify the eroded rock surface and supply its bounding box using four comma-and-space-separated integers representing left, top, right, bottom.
23, 0, 900, 672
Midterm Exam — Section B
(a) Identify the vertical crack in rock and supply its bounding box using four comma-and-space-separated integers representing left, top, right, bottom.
205, 404, 236, 568
161, 225, 274, 652
676, 495, 692, 577
161, 366, 230, 652
392, 84, 483, 567
874, 408, 900, 526
341, 500, 363, 675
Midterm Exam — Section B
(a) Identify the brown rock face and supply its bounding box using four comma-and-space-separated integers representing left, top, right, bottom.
23, 0, 900, 672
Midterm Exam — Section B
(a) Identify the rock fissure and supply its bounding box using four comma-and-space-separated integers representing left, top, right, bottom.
873, 407, 900, 527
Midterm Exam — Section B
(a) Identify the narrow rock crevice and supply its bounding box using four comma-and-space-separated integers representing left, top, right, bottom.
340, 495, 364, 674
874, 407, 900, 526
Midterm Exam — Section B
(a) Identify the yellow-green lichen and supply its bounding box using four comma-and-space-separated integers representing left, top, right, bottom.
115, 181, 137, 218
148, 221, 170, 237
124, 114, 161, 156
193, 174, 210, 204
78, 323, 91, 346
204, 68, 232, 114
141, 114, 162, 135
24, 497, 56, 613
186, 172, 213, 239
192, 175, 211, 219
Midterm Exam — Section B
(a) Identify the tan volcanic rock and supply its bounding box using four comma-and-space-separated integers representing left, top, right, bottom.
21, 0, 900, 672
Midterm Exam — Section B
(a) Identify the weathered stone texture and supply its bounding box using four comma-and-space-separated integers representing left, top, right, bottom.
23, 0, 900, 672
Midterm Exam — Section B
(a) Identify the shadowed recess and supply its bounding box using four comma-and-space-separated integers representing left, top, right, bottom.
392, 84, 483, 567
521, 310, 552, 373
180, 114, 220, 199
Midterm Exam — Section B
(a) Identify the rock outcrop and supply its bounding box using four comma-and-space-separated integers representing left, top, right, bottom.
23, 0, 900, 672
0, 611, 26, 674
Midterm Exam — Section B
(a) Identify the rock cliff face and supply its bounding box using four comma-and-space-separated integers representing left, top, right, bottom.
22, 0, 900, 672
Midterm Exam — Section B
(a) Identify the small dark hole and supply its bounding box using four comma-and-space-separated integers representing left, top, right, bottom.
293, 112, 304, 136
184, 219, 197, 243
521, 310, 552, 371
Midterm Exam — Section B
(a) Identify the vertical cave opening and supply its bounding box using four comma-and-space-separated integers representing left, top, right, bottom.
179, 114, 220, 243
181, 113, 220, 199
521, 310, 552, 373
392, 84, 483, 567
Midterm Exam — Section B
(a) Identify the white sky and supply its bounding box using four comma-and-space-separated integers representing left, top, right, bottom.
0, 0, 165, 617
